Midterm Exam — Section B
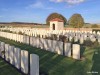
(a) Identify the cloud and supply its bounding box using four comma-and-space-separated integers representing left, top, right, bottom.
26, 1, 53, 10
50, 0, 64, 3
66, 0, 85, 4
50, 0, 85, 4
29, 1, 44, 8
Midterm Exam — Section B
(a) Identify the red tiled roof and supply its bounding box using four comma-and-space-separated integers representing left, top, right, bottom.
50, 18, 64, 22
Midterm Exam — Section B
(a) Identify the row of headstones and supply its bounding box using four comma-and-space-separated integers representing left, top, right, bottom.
0, 31, 100, 60
1, 28, 100, 37
1, 27, 100, 40
30, 37, 81, 59
0, 31, 81, 59
0, 29, 100, 47
0, 31, 100, 45
1, 28, 100, 41
67, 32, 100, 44
28, 31, 100, 44
0, 27, 95, 33
2, 27, 100, 33
0, 41, 39, 75
0, 32, 29, 44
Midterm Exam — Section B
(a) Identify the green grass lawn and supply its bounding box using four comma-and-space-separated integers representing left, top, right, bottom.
0, 37, 100, 75
0, 58, 21, 75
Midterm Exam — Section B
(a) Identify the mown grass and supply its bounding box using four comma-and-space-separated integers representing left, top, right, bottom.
0, 37, 100, 75
0, 58, 21, 75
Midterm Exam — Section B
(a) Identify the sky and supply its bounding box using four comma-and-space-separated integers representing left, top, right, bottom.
0, 0, 100, 24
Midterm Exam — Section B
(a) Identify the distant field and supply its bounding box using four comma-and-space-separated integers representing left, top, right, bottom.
65, 24, 100, 28
83, 24, 100, 28
0, 24, 49, 28
0, 23, 100, 30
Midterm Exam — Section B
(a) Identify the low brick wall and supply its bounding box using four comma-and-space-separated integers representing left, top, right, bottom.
36, 28, 100, 31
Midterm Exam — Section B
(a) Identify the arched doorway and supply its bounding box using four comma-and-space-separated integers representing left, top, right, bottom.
52, 23, 55, 30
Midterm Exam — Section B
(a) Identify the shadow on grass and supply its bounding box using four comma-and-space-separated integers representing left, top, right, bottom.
0, 37, 96, 75
80, 45, 86, 58
0, 37, 66, 75
0, 58, 22, 75
91, 47, 100, 75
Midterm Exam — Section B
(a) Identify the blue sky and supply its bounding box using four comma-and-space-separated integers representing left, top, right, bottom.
0, 0, 100, 24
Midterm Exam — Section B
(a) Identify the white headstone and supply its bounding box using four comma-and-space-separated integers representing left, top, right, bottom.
52, 40, 57, 52
26, 36, 29, 45
69, 36, 73, 42
74, 36, 78, 42
72, 44, 80, 59
32, 37, 37, 47
5, 44, 9, 61
14, 47, 21, 69
43, 39, 48, 50
20, 35, 24, 43
98, 35, 100, 44
0, 42, 5, 58
0, 41, 1, 56
53, 40, 63, 55
30, 54, 39, 75
64, 43, 71, 57
57, 41, 63, 55
9, 45, 14, 65
21, 50, 28, 74
39, 38, 44, 49
36, 38, 40, 48
30, 36, 33, 46
23, 35, 27, 44
83, 34, 87, 40
80, 37, 84, 44
47, 40, 53, 51
90, 36, 96, 42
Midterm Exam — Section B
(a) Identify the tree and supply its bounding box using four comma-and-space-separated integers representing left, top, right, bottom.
68, 13, 84, 28
46, 13, 67, 26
